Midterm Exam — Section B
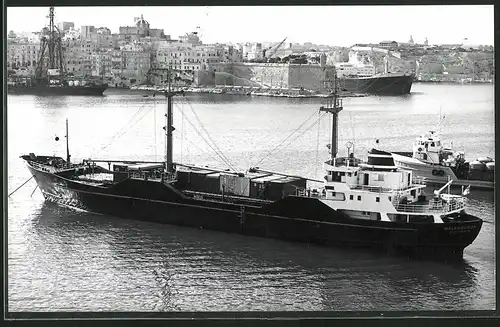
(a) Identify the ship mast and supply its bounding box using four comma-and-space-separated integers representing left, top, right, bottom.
320, 70, 343, 163
48, 7, 56, 69
35, 7, 66, 80
65, 118, 71, 164
164, 67, 183, 173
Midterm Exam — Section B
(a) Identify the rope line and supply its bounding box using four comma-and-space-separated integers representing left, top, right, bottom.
181, 135, 226, 165
180, 100, 184, 164
180, 97, 239, 172
90, 102, 151, 157
181, 97, 238, 171
174, 102, 236, 171
253, 107, 322, 167
314, 110, 321, 180
96, 105, 154, 155
154, 98, 157, 161
9, 175, 35, 197
282, 112, 328, 153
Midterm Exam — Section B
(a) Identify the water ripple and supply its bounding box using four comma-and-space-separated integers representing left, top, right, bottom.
7, 85, 495, 312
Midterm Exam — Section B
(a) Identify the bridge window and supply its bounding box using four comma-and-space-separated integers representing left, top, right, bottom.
350, 195, 354, 200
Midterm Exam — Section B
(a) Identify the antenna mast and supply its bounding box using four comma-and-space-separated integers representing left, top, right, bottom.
320, 70, 343, 163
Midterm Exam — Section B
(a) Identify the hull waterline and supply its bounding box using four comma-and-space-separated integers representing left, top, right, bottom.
339, 74, 414, 95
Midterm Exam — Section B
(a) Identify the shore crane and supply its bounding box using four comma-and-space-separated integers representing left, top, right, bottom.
262, 37, 288, 60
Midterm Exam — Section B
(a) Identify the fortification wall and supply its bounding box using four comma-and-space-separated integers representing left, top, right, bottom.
212, 63, 290, 88
288, 64, 336, 92
194, 70, 215, 86
206, 62, 335, 91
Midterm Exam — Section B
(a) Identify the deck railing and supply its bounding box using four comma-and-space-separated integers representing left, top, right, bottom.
129, 170, 177, 183
394, 197, 466, 214
348, 178, 426, 193
30, 158, 92, 169
29, 160, 82, 172
296, 188, 327, 200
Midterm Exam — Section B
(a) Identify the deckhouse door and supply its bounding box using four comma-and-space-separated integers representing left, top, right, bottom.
364, 173, 369, 185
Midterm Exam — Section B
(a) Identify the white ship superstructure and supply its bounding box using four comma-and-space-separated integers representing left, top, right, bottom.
334, 51, 377, 78
313, 148, 466, 224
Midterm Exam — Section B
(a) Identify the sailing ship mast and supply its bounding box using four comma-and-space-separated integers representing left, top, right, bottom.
320, 70, 343, 163
35, 6, 66, 80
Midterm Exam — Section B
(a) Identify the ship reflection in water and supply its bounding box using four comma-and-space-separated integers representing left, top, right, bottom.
8, 200, 490, 312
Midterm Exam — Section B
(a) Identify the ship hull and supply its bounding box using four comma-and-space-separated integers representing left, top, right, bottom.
26, 164, 482, 261
339, 74, 414, 95
7, 84, 108, 96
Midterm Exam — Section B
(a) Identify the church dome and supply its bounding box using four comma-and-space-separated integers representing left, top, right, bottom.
135, 14, 150, 28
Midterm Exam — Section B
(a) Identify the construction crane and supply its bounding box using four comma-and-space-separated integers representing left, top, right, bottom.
262, 37, 287, 60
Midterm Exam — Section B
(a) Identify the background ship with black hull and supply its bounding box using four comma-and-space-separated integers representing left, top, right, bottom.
335, 51, 413, 95
7, 7, 108, 96
19, 70, 482, 261
391, 130, 494, 191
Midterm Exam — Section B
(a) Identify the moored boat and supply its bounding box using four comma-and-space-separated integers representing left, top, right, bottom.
391, 131, 494, 191
7, 7, 108, 96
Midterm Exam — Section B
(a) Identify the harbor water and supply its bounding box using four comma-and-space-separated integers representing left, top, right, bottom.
7, 83, 495, 312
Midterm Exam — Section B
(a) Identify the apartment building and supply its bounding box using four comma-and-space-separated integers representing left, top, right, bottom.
91, 51, 112, 78
121, 50, 151, 84
7, 38, 40, 73
152, 42, 226, 85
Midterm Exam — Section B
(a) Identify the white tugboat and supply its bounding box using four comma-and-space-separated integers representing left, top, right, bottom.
391, 131, 494, 190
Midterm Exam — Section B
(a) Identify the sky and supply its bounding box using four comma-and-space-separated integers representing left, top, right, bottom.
6, 5, 495, 46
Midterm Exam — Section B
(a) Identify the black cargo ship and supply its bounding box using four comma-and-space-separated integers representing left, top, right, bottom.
20, 72, 482, 262
339, 73, 414, 95
7, 7, 108, 96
